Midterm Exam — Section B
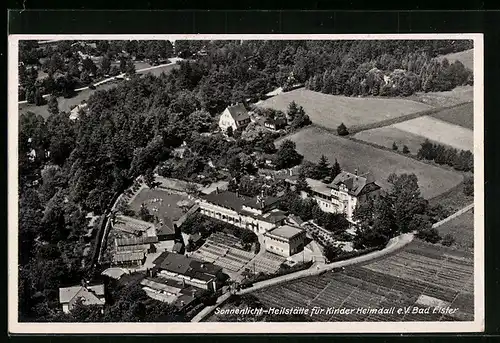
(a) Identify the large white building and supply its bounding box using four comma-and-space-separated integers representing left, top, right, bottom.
298, 171, 381, 222
198, 191, 287, 235
218, 103, 251, 132
264, 225, 307, 258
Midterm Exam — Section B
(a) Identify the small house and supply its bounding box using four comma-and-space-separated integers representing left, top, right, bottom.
218, 103, 251, 133
59, 284, 105, 314
264, 117, 287, 131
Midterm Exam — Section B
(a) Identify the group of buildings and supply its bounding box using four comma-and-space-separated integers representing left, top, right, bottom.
58, 101, 382, 315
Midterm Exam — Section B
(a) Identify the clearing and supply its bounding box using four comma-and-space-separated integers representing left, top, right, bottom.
19, 82, 118, 120
436, 208, 474, 253
18, 62, 180, 120
436, 48, 474, 70
257, 88, 433, 131
392, 116, 473, 151
279, 126, 463, 199
353, 102, 474, 152
208, 240, 473, 322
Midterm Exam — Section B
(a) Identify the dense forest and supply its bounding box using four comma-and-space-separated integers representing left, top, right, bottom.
18, 39, 473, 321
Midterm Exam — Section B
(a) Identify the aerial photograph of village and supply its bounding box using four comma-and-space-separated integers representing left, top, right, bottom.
16, 38, 476, 324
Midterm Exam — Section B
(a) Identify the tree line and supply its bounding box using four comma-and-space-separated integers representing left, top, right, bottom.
417, 139, 473, 172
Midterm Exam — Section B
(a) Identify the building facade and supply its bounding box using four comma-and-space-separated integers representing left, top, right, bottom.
198, 191, 286, 235
218, 103, 251, 132
264, 225, 307, 257
299, 171, 381, 222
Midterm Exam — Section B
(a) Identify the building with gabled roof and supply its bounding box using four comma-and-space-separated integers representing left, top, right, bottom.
152, 251, 223, 291
198, 190, 286, 235
297, 170, 381, 221
59, 284, 105, 313
219, 103, 251, 132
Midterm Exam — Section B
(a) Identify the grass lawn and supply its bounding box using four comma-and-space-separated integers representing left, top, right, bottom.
137, 63, 180, 77
393, 116, 473, 151
353, 126, 433, 154
436, 208, 474, 253
354, 103, 474, 153
257, 88, 433, 131
430, 102, 474, 130
278, 126, 464, 199
437, 48, 474, 70
412, 86, 473, 108
129, 188, 193, 221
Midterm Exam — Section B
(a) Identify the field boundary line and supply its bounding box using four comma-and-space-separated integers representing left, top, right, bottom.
347, 101, 473, 135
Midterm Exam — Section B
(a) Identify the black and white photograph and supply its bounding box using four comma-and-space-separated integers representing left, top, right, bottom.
8, 34, 484, 333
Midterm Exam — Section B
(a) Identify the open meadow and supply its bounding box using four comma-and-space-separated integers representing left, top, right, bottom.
353, 102, 474, 152
437, 48, 474, 70
430, 102, 474, 130
392, 116, 473, 152
278, 126, 463, 199
257, 88, 433, 131
436, 208, 474, 253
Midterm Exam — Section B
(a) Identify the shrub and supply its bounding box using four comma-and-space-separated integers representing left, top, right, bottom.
337, 123, 349, 136
416, 227, 441, 244
392, 142, 398, 151
403, 145, 410, 154
442, 234, 455, 247
463, 176, 474, 196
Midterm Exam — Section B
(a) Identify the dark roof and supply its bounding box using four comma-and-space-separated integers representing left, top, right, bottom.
202, 190, 280, 212
155, 252, 192, 274
153, 251, 222, 278
331, 171, 379, 196
173, 294, 196, 310
262, 210, 287, 224
189, 259, 222, 276
202, 191, 252, 212
264, 117, 286, 125
157, 217, 176, 236
242, 195, 281, 210
189, 233, 202, 243
226, 103, 250, 122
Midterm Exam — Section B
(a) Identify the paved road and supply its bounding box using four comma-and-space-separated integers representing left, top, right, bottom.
18, 58, 184, 104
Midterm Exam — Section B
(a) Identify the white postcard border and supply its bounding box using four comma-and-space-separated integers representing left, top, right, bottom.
8, 33, 484, 334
